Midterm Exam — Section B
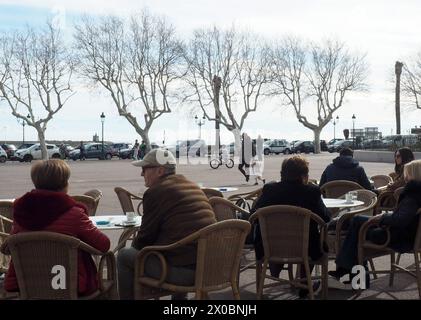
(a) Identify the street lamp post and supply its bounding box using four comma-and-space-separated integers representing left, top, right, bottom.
352, 114, 356, 149
194, 114, 206, 140
19, 114, 31, 146
100, 112, 105, 159
333, 115, 339, 140
213, 75, 222, 156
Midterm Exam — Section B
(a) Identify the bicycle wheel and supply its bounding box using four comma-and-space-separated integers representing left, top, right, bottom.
209, 159, 221, 169
225, 159, 234, 168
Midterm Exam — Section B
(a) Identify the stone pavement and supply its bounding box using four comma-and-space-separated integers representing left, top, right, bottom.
0, 153, 419, 299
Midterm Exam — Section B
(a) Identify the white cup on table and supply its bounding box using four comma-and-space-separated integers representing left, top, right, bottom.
126, 212, 135, 222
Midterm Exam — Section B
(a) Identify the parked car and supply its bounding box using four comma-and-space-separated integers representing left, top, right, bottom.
320, 140, 328, 152
69, 143, 113, 160
168, 139, 207, 157
263, 139, 291, 155
17, 143, 35, 150
363, 139, 384, 149
110, 143, 132, 157
0, 146, 7, 163
119, 142, 160, 159
291, 141, 315, 154
327, 139, 354, 153
14, 143, 61, 162
1, 144, 17, 159
327, 138, 344, 146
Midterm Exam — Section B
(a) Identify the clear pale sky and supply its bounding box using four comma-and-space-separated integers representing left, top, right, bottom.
0, 0, 421, 146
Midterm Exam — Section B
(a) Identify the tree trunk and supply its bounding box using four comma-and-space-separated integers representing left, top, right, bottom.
395, 61, 403, 135
140, 130, 151, 153
313, 129, 321, 154
36, 127, 48, 160
230, 128, 242, 163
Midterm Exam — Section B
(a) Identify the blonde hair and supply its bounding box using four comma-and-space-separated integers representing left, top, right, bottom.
31, 159, 71, 191
403, 159, 421, 182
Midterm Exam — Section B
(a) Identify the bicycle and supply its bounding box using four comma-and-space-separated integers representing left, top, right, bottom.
209, 154, 234, 169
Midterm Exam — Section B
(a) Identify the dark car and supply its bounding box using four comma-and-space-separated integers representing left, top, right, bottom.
69, 143, 113, 160
320, 140, 328, 152
1, 144, 17, 159
291, 141, 315, 154
363, 139, 384, 150
119, 143, 159, 159
327, 139, 354, 153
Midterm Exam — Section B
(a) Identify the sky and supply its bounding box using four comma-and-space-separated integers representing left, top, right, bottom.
0, 0, 421, 146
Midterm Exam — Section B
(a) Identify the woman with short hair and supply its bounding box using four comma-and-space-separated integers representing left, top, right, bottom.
4, 159, 110, 296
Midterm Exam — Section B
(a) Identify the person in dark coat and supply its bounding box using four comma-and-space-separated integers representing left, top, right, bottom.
238, 133, 256, 182
319, 147, 372, 190
330, 159, 421, 284
251, 155, 331, 297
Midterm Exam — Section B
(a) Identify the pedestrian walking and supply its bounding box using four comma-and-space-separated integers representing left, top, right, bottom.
132, 139, 139, 160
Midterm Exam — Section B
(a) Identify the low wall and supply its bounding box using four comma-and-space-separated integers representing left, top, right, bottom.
354, 150, 421, 163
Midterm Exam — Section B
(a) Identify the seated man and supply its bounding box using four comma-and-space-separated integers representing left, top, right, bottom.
117, 149, 216, 300
252, 155, 331, 298
319, 147, 372, 190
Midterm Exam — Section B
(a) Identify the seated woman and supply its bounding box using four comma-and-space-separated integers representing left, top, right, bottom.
4, 159, 110, 296
330, 159, 421, 283
252, 155, 331, 298
375, 147, 415, 214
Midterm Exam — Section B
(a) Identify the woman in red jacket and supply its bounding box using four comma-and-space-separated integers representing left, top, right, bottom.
5, 159, 110, 296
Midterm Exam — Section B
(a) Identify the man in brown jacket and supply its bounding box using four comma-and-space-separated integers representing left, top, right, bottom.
117, 149, 216, 299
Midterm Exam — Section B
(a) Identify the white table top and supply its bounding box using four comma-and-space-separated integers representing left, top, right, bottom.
0, 199, 15, 202
90, 215, 142, 230
322, 198, 364, 209
208, 187, 239, 193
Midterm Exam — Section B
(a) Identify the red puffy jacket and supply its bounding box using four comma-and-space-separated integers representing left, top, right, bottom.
5, 190, 110, 296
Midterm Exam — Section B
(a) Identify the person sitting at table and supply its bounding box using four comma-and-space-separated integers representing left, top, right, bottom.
374, 147, 415, 214
4, 159, 110, 296
251, 155, 331, 298
117, 149, 216, 300
319, 147, 372, 190
329, 159, 421, 286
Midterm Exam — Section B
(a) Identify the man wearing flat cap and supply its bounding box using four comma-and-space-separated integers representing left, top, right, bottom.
117, 148, 216, 299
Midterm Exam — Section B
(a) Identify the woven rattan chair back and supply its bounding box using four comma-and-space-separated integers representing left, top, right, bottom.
320, 180, 363, 198
71, 195, 97, 216
83, 189, 102, 215
255, 205, 313, 262
370, 175, 393, 189
195, 220, 251, 290
0, 200, 13, 221
114, 187, 143, 215
209, 197, 243, 221
4, 232, 80, 299
227, 188, 263, 211
201, 188, 224, 199
394, 187, 404, 202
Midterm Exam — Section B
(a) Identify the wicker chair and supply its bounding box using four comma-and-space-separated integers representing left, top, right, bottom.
134, 220, 251, 300
374, 191, 397, 215
370, 175, 393, 189
320, 180, 364, 199
393, 186, 404, 202
208, 197, 250, 221
114, 187, 143, 215
227, 188, 263, 211
201, 188, 223, 199
250, 205, 328, 300
0, 200, 13, 221
0, 231, 117, 300
328, 190, 377, 255
83, 189, 102, 214
357, 209, 421, 298
71, 195, 98, 217
0, 230, 10, 274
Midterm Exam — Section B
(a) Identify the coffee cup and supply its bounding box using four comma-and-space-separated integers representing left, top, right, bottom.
126, 212, 135, 222
345, 193, 353, 203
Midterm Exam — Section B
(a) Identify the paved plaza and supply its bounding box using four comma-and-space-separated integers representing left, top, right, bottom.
0, 153, 419, 299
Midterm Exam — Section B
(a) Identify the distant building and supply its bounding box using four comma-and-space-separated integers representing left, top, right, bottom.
411, 126, 421, 135
350, 127, 381, 140
93, 133, 99, 142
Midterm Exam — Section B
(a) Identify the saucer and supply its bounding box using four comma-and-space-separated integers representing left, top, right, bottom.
121, 220, 137, 226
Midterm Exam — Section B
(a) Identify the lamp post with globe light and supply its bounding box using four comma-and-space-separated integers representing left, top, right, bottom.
195, 114, 206, 140
333, 115, 339, 140
352, 114, 356, 148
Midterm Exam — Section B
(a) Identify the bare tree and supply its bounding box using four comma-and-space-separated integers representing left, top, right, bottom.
270, 38, 368, 153
402, 55, 421, 111
74, 11, 183, 151
0, 22, 74, 159
183, 26, 271, 149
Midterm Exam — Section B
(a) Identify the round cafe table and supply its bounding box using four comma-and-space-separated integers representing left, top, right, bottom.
322, 198, 364, 209
90, 215, 142, 230
208, 187, 239, 193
